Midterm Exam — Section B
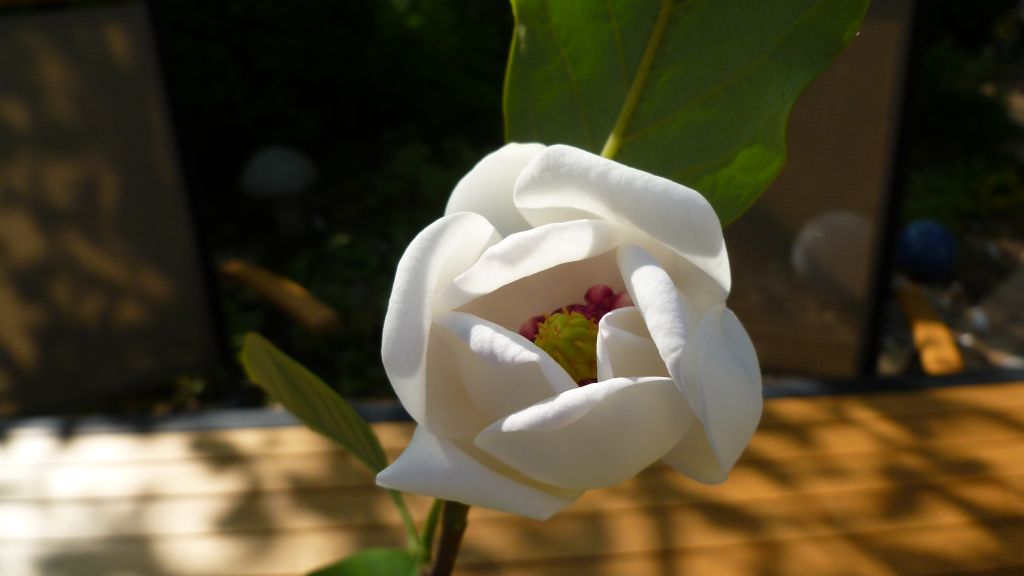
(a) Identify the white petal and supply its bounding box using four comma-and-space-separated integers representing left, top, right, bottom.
419, 329, 491, 438
377, 426, 579, 521
475, 377, 692, 490
596, 307, 669, 381
617, 244, 704, 414
660, 421, 725, 484
514, 144, 730, 310
663, 305, 762, 482
435, 311, 577, 425
445, 143, 546, 236
446, 219, 623, 309
455, 247, 623, 334
381, 213, 500, 427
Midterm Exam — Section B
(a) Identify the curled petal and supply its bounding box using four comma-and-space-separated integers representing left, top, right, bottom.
475, 377, 692, 490
382, 213, 500, 427
377, 426, 579, 521
660, 421, 724, 484
446, 219, 623, 310
435, 311, 576, 425
453, 239, 624, 334
514, 144, 730, 310
617, 243, 703, 413
445, 143, 546, 236
418, 330, 491, 439
663, 305, 762, 482
596, 306, 669, 381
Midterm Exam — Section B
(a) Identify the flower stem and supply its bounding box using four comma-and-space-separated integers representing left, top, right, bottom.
428, 500, 470, 576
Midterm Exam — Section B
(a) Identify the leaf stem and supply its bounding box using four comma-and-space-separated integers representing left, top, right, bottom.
600, 0, 674, 159
387, 489, 421, 554
428, 501, 470, 576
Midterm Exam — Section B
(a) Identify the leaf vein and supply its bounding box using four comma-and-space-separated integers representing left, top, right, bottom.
604, 0, 629, 88
545, 0, 594, 147
622, 0, 833, 145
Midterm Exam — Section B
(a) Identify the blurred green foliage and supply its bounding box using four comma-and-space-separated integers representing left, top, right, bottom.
156, 0, 512, 398
903, 0, 1024, 229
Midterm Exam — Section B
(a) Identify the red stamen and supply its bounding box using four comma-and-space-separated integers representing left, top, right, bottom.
520, 285, 633, 342
518, 315, 546, 340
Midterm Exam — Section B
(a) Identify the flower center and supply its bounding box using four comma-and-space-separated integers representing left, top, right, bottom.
518, 284, 632, 386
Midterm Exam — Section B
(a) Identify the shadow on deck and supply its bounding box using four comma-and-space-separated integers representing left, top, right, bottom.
0, 381, 1021, 575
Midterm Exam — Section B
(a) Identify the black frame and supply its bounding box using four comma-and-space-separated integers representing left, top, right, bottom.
857, 0, 924, 379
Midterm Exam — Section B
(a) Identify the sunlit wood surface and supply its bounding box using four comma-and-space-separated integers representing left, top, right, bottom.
1, 381, 1022, 575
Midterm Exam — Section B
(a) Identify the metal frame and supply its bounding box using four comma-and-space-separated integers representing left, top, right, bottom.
858, 0, 925, 378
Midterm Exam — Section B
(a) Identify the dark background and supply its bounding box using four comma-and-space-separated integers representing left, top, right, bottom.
154, 0, 515, 401
2, 0, 1014, 414
146, 0, 1024, 404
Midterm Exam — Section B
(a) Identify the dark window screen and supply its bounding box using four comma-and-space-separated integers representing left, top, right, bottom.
0, 2, 219, 413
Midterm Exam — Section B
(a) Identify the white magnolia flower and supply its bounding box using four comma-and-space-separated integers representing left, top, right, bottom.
377, 143, 762, 520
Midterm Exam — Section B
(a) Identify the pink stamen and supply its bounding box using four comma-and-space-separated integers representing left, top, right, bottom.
612, 290, 633, 309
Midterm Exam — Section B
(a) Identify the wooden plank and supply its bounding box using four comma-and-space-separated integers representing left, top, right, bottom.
1, 446, 1021, 541
457, 517, 1024, 575
0, 381, 1018, 470
0, 382, 1021, 575
3, 383, 1022, 467
760, 380, 1024, 425
0, 509, 1020, 575
1, 381, 1019, 468
1, 400, 1020, 502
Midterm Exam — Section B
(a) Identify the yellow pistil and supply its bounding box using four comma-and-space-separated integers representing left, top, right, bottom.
533, 311, 599, 385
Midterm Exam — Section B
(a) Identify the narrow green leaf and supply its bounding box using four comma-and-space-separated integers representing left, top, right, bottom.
504, 0, 870, 224
240, 332, 388, 473
420, 498, 444, 564
308, 548, 418, 576
240, 334, 421, 549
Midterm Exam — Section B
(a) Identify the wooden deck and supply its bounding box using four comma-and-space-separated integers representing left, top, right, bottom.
1, 381, 1022, 575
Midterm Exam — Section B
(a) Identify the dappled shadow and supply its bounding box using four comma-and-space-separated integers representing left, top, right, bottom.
447, 380, 1024, 575
0, 414, 418, 575
2, 380, 1022, 574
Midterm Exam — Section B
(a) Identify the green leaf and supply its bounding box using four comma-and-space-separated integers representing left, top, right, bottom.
240, 334, 421, 551
308, 548, 418, 576
420, 498, 444, 564
240, 332, 388, 473
504, 0, 870, 224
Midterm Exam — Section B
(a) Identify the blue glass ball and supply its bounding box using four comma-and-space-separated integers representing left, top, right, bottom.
896, 219, 957, 283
